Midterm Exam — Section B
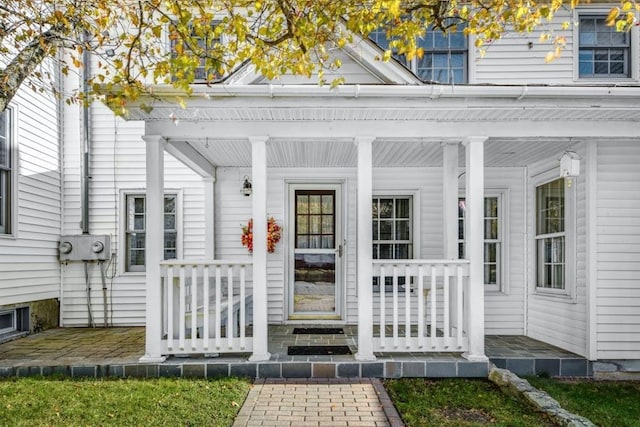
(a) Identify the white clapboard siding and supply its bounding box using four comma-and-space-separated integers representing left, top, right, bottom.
215, 162, 526, 330
260, 49, 384, 85
596, 141, 640, 359
61, 103, 206, 327
526, 148, 588, 357
0, 79, 62, 306
474, 13, 574, 84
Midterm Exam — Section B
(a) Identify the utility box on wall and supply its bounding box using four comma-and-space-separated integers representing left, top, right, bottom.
58, 235, 111, 262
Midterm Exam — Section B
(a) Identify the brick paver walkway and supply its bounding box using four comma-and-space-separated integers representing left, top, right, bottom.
233, 378, 404, 427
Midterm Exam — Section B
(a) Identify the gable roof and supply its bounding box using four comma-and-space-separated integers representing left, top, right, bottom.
224, 30, 421, 86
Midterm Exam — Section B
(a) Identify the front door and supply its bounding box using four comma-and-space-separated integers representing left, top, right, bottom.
289, 184, 342, 320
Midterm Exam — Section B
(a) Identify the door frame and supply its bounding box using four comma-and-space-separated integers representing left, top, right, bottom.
286, 181, 345, 321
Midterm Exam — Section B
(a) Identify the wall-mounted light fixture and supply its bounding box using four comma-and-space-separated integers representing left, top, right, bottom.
241, 176, 252, 196
560, 151, 580, 178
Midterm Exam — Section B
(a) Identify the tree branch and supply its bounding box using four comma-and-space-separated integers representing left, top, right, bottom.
0, 27, 62, 112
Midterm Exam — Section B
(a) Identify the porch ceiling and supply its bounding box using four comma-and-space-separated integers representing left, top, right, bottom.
168, 137, 577, 168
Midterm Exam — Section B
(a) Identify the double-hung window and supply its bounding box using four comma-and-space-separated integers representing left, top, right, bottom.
535, 179, 565, 289
458, 195, 503, 291
0, 109, 12, 235
578, 15, 631, 78
372, 196, 413, 292
125, 193, 178, 272
170, 21, 222, 83
370, 25, 468, 84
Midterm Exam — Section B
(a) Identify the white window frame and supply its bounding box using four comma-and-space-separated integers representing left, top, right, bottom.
167, 20, 226, 83
458, 191, 507, 292
532, 173, 576, 299
0, 309, 16, 335
120, 190, 182, 274
370, 25, 468, 84
372, 191, 421, 293
0, 107, 17, 238
573, 8, 639, 81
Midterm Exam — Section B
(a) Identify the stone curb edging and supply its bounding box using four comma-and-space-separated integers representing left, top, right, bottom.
488, 364, 595, 427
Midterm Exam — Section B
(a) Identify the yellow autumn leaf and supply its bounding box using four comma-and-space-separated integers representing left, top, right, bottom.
604, 8, 620, 26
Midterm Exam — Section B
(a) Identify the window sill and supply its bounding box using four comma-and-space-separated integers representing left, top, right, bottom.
534, 287, 575, 302
0, 233, 17, 240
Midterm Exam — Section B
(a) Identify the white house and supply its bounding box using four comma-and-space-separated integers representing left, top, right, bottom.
1, 5, 639, 376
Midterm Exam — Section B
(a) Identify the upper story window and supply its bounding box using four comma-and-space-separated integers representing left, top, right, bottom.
579, 15, 631, 78
170, 22, 223, 83
458, 195, 503, 291
0, 109, 12, 235
370, 26, 468, 84
125, 193, 178, 272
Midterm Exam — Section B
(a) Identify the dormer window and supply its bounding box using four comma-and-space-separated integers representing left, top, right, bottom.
578, 15, 631, 78
370, 26, 468, 84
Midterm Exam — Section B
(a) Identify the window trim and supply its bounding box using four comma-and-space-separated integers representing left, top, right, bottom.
573, 8, 639, 81
0, 106, 17, 238
372, 190, 421, 293
370, 26, 469, 84
166, 20, 227, 84
119, 189, 183, 275
458, 190, 508, 293
531, 172, 576, 300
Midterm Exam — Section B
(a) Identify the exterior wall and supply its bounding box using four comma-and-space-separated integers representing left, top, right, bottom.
0, 79, 62, 312
473, 7, 640, 85
60, 103, 206, 326
215, 162, 526, 333
596, 140, 640, 359
526, 146, 588, 357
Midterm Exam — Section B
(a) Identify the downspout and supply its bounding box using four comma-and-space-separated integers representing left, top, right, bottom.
81, 32, 91, 235
81, 32, 96, 327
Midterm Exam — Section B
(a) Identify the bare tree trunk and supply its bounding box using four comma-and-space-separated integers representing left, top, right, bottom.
0, 29, 60, 112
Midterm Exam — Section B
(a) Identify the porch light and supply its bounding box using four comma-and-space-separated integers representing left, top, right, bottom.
241, 176, 252, 196
559, 151, 580, 178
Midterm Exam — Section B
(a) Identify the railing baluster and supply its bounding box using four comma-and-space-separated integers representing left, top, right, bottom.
392, 265, 399, 349
167, 266, 174, 351
227, 265, 233, 349
203, 266, 209, 351
417, 265, 424, 349
456, 264, 464, 348
215, 265, 222, 350
178, 266, 186, 350
405, 265, 411, 348
240, 264, 246, 349
191, 265, 198, 350
379, 265, 386, 349
430, 265, 437, 349
443, 264, 450, 349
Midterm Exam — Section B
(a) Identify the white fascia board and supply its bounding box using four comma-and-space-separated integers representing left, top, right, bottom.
147, 118, 640, 140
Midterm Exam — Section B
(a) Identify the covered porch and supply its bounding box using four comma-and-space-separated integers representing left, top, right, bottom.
128, 84, 638, 365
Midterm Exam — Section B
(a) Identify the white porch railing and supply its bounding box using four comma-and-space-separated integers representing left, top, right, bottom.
160, 260, 253, 355
372, 260, 470, 352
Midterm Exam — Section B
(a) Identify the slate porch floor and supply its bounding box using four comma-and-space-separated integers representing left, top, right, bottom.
0, 326, 591, 378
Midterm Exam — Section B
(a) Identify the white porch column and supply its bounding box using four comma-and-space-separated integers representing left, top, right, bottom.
248, 136, 271, 362
443, 142, 460, 259
355, 136, 376, 361
203, 175, 216, 259
140, 135, 167, 363
463, 136, 488, 362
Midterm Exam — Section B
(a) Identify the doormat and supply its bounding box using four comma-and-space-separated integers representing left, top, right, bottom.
287, 345, 352, 356
292, 327, 344, 335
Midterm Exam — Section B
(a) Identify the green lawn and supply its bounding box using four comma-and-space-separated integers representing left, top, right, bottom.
527, 377, 640, 427
384, 378, 557, 427
0, 377, 251, 427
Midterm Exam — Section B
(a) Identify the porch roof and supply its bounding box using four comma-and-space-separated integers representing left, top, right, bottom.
119, 83, 640, 170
